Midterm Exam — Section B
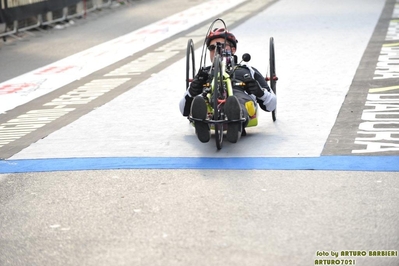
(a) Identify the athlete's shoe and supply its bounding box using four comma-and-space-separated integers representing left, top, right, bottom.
191, 96, 210, 143
225, 95, 242, 143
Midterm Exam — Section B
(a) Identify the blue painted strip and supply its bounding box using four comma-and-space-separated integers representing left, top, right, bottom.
0, 156, 398, 173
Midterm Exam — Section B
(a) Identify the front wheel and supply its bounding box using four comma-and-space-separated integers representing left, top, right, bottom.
212, 55, 224, 150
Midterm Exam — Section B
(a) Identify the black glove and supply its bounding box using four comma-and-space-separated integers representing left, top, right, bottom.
189, 69, 208, 97
244, 77, 265, 98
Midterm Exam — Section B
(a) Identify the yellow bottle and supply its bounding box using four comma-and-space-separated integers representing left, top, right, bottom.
245, 101, 256, 117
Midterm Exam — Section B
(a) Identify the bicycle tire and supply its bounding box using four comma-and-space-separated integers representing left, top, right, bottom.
186, 39, 196, 90
269, 37, 277, 122
212, 55, 224, 150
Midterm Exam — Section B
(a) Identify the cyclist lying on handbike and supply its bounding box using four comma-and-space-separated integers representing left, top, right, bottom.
179, 28, 276, 144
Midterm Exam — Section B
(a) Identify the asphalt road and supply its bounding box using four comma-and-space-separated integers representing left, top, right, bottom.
1, 170, 398, 266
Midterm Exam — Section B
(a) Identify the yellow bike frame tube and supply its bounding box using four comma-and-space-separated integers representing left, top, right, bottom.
209, 56, 233, 99
221, 59, 233, 96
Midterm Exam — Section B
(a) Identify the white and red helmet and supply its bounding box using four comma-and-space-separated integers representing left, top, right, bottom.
206, 28, 238, 49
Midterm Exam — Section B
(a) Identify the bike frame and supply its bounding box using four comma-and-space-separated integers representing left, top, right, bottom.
204, 44, 237, 123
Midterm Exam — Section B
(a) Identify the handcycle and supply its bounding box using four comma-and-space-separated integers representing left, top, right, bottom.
186, 19, 278, 150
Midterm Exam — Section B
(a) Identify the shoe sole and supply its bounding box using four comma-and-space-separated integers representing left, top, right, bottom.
191, 97, 210, 143
225, 96, 242, 143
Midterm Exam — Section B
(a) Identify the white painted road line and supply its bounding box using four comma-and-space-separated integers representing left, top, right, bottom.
0, 0, 248, 114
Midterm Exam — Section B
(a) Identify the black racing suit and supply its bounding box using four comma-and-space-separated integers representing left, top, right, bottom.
179, 64, 276, 126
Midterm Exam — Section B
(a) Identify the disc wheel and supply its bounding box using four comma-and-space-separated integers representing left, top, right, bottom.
269, 37, 277, 122
186, 39, 196, 90
212, 55, 224, 150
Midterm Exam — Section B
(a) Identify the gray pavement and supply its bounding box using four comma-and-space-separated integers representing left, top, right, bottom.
1, 170, 398, 266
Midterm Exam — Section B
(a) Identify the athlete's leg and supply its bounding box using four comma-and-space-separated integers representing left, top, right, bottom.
190, 96, 210, 143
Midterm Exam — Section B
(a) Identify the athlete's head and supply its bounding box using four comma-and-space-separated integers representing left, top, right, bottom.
206, 28, 238, 60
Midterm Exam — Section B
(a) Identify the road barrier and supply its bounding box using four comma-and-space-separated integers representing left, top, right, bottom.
0, 0, 112, 39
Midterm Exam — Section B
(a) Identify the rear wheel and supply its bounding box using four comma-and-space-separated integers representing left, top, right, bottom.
212, 55, 224, 150
269, 37, 277, 122
186, 39, 196, 90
